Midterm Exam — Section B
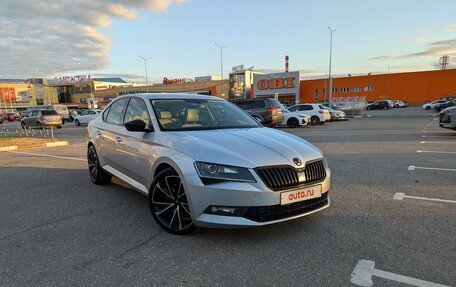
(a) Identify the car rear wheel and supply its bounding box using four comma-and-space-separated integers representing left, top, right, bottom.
425, 106, 431, 110
287, 118, 299, 128
75, 119, 80, 126
310, 116, 320, 126
87, 145, 112, 185
56, 126, 62, 129
36, 122, 43, 129
149, 168, 195, 234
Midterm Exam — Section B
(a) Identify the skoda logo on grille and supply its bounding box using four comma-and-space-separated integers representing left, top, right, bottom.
293, 158, 302, 166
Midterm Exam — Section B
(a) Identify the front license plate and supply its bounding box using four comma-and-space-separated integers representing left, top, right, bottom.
280, 185, 322, 205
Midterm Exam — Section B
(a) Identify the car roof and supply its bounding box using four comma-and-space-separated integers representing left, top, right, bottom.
126, 93, 221, 101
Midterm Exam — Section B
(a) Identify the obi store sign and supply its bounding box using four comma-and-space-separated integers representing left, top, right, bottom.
253, 71, 299, 97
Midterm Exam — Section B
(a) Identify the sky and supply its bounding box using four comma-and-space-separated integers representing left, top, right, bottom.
0, 0, 455, 82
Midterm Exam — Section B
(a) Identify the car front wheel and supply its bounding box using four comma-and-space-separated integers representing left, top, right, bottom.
287, 117, 299, 128
310, 116, 320, 126
149, 168, 195, 234
75, 119, 80, 126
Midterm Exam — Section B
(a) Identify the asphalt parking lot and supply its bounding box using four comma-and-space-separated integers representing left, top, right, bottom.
1, 107, 455, 286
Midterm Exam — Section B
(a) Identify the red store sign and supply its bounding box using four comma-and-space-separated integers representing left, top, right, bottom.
0, 87, 16, 102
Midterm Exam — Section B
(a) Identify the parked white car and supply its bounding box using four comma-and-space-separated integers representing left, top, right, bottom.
280, 109, 310, 128
422, 100, 447, 110
74, 110, 101, 126
288, 103, 330, 125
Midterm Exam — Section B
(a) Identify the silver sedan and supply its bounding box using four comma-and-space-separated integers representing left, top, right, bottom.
87, 94, 331, 234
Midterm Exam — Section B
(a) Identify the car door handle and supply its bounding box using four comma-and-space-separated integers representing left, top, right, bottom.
96, 131, 102, 136
115, 137, 123, 143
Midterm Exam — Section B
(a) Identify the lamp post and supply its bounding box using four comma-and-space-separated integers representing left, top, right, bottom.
214, 42, 228, 80
327, 25, 336, 107
137, 55, 152, 93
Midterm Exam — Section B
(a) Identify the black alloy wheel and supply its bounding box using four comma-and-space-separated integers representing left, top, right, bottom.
287, 117, 299, 128
310, 116, 320, 126
87, 145, 112, 185
425, 106, 431, 110
75, 119, 81, 126
149, 168, 195, 234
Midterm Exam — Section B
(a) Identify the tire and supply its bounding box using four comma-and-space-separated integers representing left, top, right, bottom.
310, 116, 320, 126
383, 107, 388, 110
149, 168, 195, 235
87, 145, 112, 185
56, 125, 62, 129
287, 118, 299, 128
425, 106, 431, 110
75, 119, 80, 126
36, 122, 43, 129
367, 107, 371, 110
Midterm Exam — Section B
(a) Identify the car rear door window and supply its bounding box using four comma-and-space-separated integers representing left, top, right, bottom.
269, 99, 282, 108
300, 105, 313, 111
106, 98, 129, 125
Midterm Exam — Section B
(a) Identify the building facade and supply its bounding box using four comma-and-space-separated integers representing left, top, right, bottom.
300, 69, 456, 104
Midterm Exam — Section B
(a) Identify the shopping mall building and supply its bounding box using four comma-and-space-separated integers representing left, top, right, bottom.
1, 68, 455, 112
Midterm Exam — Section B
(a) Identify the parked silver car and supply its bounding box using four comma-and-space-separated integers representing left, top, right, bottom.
21, 109, 62, 129
87, 94, 331, 234
439, 106, 456, 131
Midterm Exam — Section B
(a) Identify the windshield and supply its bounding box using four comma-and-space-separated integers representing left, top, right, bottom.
150, 99, 261, 131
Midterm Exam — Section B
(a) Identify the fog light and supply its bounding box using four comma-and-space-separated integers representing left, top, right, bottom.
211, 206, 236, 214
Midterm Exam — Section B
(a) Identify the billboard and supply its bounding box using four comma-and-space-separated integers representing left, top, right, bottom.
253, 71, 300, 98
0, 87, 15, 102
16, 89, 30, 102
0, 87, 30, 103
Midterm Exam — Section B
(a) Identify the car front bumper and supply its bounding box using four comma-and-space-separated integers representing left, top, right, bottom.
185, 168, 331, 228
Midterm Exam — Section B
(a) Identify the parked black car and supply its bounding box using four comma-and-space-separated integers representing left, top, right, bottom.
233, 98, 284, 127
366, 100, 393, 110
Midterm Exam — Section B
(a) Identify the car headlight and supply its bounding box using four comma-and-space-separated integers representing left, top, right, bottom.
195, 162, 256, 183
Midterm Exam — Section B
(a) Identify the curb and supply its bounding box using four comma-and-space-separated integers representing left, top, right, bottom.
0, 146, 17, 152
0, 141, 69, 152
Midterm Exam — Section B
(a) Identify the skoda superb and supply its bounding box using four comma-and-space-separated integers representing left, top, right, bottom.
87, 94, 331, 234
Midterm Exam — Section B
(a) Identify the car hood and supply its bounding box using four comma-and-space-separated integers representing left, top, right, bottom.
441, 106, 456, 114
158, 128, 323, 168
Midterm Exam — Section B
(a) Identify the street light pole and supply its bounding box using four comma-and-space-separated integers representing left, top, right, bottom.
214, 42, 228, 80
327, 25, 336, 107
137, 55, 152, 93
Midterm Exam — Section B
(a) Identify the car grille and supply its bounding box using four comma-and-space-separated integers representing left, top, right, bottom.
255, 160, 326, 191
440, 113, 450, 123
243, 192, 329, 222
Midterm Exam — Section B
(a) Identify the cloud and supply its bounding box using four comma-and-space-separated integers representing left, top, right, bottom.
442, 24, 456, 31
369, 38, 456, 61
0, 0, 186, 77
407, 37, 428, 43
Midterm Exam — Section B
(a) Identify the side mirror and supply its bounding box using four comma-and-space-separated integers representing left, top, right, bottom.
125, 119, 153, 132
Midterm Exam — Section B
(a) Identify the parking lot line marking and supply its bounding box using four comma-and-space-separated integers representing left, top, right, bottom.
9, 151, 86, 161
408, 165, 456, 172
393, 192, 456, 204
351, 259, 449, 287
421, 135, 426, 138
420, 141, 456, 145
417, 150, 456, 154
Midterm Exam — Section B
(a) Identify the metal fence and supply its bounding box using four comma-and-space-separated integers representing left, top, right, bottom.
331, 96, 368, 117
0, 124, 57, 140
